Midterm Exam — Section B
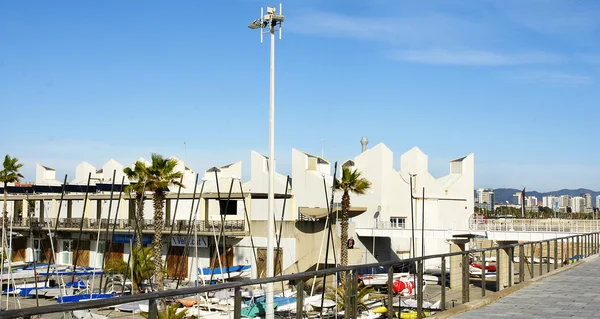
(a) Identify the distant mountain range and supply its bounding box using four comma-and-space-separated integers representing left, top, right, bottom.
478, 188, 600, 204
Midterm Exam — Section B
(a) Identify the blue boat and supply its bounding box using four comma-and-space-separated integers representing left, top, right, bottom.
57, 293, 116, 303
198, 265, 251, 281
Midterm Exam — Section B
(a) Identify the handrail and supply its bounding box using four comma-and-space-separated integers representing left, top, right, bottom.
1, 231, 598, 319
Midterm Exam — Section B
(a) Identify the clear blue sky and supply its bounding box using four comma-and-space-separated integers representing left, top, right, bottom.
2, 0, 599, 192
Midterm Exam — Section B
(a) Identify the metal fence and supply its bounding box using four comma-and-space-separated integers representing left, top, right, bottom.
10, 218, 245, 232
469, 218, 600, 233
0, 232, 598, 319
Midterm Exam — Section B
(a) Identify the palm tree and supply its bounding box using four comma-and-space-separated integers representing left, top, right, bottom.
325, 280, 374, 313
0, 155, 24, 261
105, 246, 156, 292
334, 166, 371, 267
123, 161, 150, 249
145, 154, 183, 294
141, 304, 187, 319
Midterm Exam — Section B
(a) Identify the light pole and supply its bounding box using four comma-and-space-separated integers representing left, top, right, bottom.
372, 206, 380, 274
248, 6, 284, 319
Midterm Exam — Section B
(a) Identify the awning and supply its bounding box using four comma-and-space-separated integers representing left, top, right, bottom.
299, 206, 368, 219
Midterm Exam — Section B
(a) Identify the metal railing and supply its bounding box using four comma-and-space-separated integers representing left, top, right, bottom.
10, 218, 245, 233
0, 232, 598, 319
469, 218, 600, 233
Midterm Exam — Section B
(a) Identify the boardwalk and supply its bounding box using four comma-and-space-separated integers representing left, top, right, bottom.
454, 256, 600, 318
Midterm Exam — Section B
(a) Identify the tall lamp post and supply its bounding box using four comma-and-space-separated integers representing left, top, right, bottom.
248, 5, 284, 319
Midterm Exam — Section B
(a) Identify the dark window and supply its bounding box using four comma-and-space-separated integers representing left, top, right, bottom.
219, 200, 237, 215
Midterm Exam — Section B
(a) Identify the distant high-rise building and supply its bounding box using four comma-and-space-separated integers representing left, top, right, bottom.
476, 188, 494, 204
513, 192, 522, 205
584, 193, 593, 209
543, 196, 559, 209
526, 196, 538, 207
571, 196, 586, 213
596, 195, 600, 209
559, 195, 571, 210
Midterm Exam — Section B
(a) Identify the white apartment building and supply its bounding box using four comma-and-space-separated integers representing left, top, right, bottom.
571, 196, 585, 213
542, 196, 559, 211
526, 196, 538, 207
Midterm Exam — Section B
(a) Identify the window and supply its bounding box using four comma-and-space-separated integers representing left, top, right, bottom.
390, 217, 406, 229
33, 239, 41, 262
219, 200, 237, 215
61, 240, 73, 265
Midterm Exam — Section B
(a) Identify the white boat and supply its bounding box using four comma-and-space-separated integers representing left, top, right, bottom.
71, 310, 108, 319
112, 300, 148, 313
360, 272, 411, 286
198, 265, 252, 282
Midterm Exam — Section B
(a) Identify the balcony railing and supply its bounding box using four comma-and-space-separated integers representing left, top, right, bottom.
12, 217, 245, 233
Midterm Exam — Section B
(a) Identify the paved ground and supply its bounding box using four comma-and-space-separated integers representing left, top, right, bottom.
453, 256, 600, 318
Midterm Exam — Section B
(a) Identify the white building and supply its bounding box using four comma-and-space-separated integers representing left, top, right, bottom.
542, 196, 559, 211
571, 196, 585, 213
305, 142, 475, 268
4, 139, 475, 279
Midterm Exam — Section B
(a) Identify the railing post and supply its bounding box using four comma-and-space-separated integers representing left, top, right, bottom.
530, 243, 535, 278
296, 279, 304, 319
352, 269, 358, 319
567, 237, 571, 265
508, 246, 514, 287
481, 251, 486, 296
234, 287, 242, 319
387, 265, 394, 318
344, 270, 351, 319
554, 238, 558, 270
148, 298, 158, 319
576, 236, 580, 261
539, 242, 543, 276
519, 245, 525, 283
462, 252, 470, 303
495, 248, 500, 292
546, 240, 550, 273
441, 257, 446, 310
417, 260, 424, 319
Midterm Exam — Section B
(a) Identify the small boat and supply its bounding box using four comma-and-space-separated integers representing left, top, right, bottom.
241, 301, 279, 318
113, 300, 148, 313
198, 265, 252, 282
57, 290, 116, 303
71, 310, 109, 319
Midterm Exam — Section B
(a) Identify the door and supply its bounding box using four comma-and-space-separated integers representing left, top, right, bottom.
42, 238, 52, 262
11, 237, 27, 262
33, 239, 42, 262
72, 240, 90, 266
166, 246, 188, 279
256, 248, 283, 278
61, 240, 73, 264
209, 246, 233, 271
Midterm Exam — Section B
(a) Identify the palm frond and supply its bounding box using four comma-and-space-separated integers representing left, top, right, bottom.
0, 155, 24, 185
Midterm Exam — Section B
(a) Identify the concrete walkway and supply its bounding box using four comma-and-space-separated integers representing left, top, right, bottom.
453, 256, 600, 318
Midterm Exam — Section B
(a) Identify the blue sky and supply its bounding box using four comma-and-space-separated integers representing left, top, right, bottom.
1, 0, 599, 191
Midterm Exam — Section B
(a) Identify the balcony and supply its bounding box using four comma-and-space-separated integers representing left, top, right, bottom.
11, 217, 246, 234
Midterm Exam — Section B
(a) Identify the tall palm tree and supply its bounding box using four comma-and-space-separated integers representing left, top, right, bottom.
334, 166, 371, 267
1, 155, 24, 222
0, 155, 24, 261
123, 161, 150, 249
145, 154, 183, 294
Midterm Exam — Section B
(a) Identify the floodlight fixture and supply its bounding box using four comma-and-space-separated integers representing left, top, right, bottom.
248, 3, 284, 43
